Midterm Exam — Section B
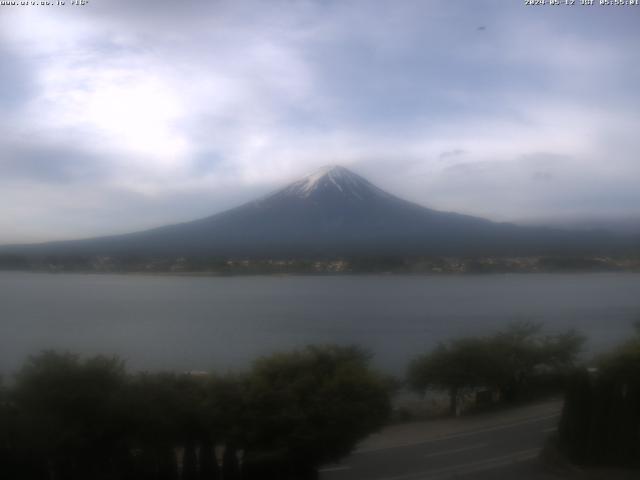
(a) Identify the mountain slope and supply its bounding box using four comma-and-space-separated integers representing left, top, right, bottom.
1, 166, 630, 258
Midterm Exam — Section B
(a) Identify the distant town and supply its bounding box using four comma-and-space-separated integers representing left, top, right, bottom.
2, 254, 639, 275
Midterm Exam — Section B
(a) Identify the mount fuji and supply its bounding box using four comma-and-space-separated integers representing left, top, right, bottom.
1, 165, 626, 258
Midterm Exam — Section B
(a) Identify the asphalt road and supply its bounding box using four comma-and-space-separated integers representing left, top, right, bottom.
320, 401, 562, 480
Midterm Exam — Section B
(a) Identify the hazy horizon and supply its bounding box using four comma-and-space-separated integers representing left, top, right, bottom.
3, 164, 640, 248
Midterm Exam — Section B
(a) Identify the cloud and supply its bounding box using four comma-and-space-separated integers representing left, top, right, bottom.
439, 149, 466, 160
0, 143, 108, 184
0, 1, 639, 242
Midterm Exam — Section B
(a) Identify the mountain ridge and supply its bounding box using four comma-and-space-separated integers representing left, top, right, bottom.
0, 165, 634, 259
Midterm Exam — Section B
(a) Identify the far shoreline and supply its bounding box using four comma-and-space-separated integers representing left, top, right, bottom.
2, 268, 640, 278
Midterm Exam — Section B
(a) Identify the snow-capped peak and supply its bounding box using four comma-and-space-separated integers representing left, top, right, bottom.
274, 165, 391, 201
295, 165, 354, 197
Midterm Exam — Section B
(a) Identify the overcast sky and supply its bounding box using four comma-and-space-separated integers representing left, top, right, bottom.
1, 0, 639, 243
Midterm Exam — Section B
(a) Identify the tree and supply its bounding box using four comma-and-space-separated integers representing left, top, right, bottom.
0, 375, 26, 478
559, 325, 640, 467
2, 346, 394, 480
201, 374, 249, 479
486, 321, 584, 402
243, 345, 391, 479
124, 372, 210, 480
12, 351, 128, 480
408, 322, 585, 414
408, 337, 502, 415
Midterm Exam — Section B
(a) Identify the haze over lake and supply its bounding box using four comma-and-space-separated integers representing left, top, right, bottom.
1, 272, 639, 377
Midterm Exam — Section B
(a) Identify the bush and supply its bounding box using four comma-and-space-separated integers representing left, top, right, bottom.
558, 327, 640, 467
2, 346, 391, 480
243, 345, 391, 478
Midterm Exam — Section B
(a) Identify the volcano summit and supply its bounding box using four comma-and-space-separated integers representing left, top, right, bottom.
1, 166, 626, 258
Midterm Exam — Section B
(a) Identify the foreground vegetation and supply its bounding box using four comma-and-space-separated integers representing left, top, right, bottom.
558, 324, 640, 468
407, 321, 585, 415
2, 322, 638, 478
0, 346, 391, 480
407, 321, 640, 469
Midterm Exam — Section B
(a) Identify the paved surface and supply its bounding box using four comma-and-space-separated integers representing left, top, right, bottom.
320, 400, 564, 480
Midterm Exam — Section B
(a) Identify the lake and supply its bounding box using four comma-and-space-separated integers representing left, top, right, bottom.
1, 272, 639, 377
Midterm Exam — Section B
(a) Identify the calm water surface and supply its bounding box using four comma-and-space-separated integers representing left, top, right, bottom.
1, 272, 639, 376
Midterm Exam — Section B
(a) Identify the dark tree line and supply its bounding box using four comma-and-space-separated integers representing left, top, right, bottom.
407, 321, 585, 415
4, 322, 637, 477
0, 346, 391, 480
558, 323, 640, 468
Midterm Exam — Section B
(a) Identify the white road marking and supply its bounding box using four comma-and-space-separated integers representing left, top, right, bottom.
355, 413, 559, 454
373, 448, 541, 480
319, 465, 351, 473
423, 443, 487, 458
